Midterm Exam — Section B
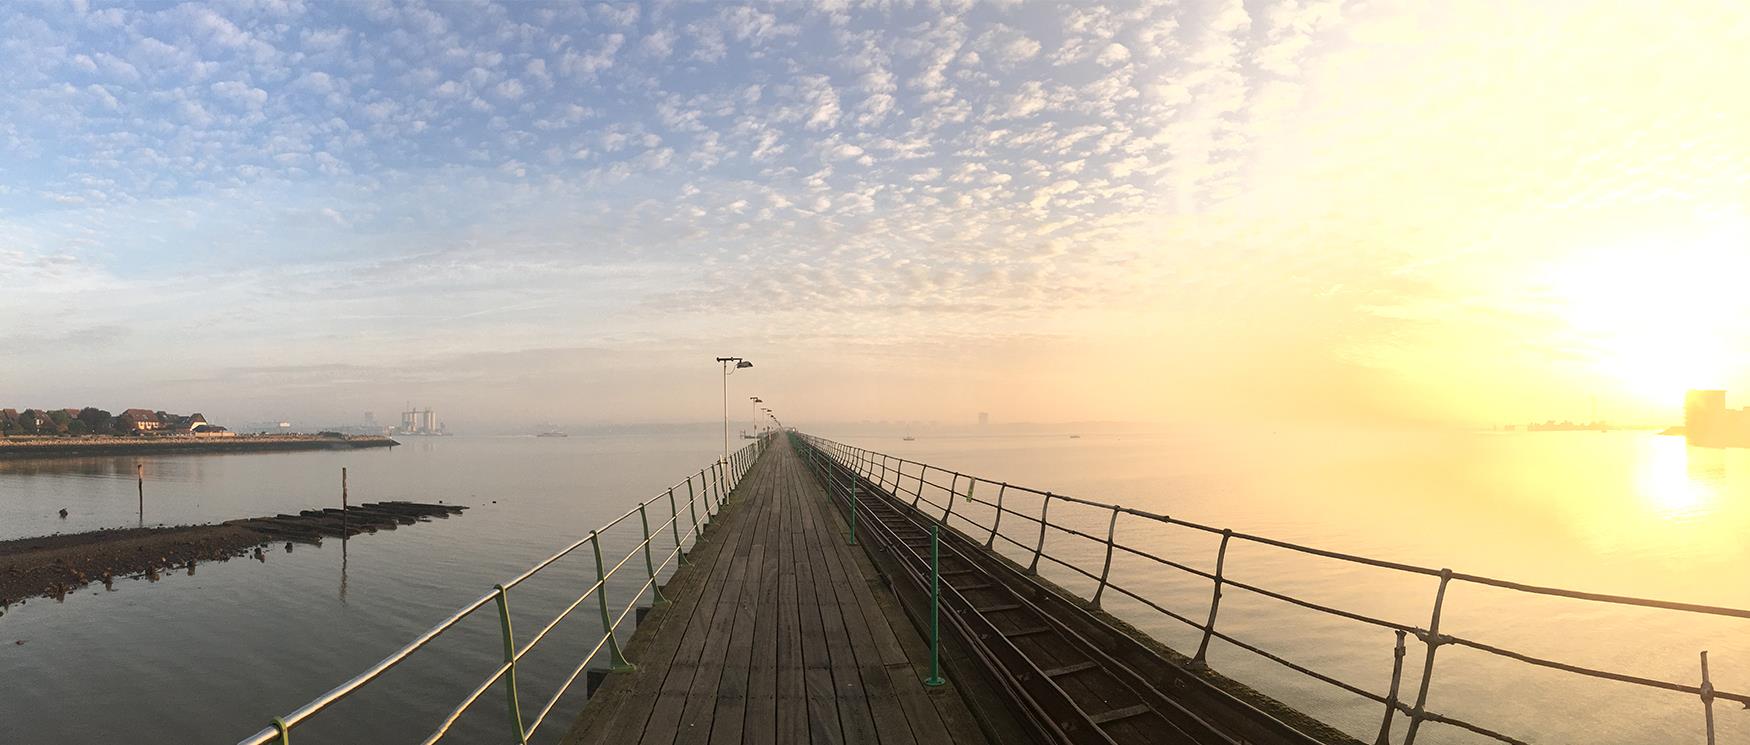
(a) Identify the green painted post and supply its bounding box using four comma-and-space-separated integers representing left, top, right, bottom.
717, 460, 728, 507
590, 530, 636, 671
848, 476, 858, 546
925, 522, 945, 687
493, 584, 530, 744
687, 478, 703, 537
639, 503, 667, 605
668, 487, 689, 566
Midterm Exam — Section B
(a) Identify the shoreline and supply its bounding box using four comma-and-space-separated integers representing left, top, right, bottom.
0, 434, 398, 460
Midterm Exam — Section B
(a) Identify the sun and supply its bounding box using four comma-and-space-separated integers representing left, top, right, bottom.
1547, 224, 1750, 405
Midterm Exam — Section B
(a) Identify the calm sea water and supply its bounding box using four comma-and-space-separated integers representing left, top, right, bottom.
818, 426, 1750, 745
2, 427, 1746, 744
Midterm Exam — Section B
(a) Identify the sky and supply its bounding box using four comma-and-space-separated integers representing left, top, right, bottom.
2, 0, 1748, 431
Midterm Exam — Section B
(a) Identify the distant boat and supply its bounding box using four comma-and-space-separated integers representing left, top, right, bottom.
1068, 434, 1081, 439
537, 432, 567, 438
902, 435, 916, 441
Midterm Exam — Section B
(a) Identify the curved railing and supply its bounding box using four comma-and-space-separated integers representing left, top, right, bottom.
797, 433, 1744, 745
236, 434, 774, 745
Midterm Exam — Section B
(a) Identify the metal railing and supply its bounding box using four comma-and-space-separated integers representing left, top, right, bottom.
237, 433, 774, 745
797, 433, 1747, 745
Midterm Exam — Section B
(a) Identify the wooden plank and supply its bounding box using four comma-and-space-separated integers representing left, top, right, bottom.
564, 460, 756, 745
776, 454, 808, 744
741, 461, 783, 745
670, 483, 763, 745
791, 452, 845, 745
801, 483, 880, 745
707, 497, 771, 744
801, 451, 990, 745
567, 438, 1009, 745
799, 468, 918, 745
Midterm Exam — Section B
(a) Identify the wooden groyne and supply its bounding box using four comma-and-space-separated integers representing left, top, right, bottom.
223, 501, 466, 542
0, 434, 399, 460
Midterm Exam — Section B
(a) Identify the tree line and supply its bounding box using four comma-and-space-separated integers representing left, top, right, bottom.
1, 408, 141, 437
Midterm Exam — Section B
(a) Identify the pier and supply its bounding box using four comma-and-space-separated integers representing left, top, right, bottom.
238, 433, 1750, 745
562, 435, 997, 745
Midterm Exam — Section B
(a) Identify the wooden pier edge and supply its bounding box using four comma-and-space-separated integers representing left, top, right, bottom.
560, 437, 1012, 745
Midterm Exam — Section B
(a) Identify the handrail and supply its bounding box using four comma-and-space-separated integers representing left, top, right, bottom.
796, 433, 1748, 745
237, 433, 776, 745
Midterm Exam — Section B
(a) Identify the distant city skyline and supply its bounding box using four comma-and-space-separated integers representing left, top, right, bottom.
3, 1, 1747, 429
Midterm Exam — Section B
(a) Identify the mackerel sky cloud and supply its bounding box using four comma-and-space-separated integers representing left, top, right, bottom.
2, 1, 1745, 428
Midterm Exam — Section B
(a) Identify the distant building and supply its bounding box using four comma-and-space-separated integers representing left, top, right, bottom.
19, 409, 58, 434
162, 413, 208, 434
397, 406, 444, 435
1684, 390, 1750, 447
119, 408, 163, 432
978, 412, 990, 426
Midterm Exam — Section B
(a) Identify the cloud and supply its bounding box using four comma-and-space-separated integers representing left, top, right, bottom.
10, 0, 1721, 428
560, 33, 624, 78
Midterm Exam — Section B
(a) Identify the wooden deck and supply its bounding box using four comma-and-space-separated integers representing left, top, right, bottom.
562, 436, 994, 745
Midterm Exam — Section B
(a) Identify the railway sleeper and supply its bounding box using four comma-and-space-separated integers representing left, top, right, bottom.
818, 456, 1242, 745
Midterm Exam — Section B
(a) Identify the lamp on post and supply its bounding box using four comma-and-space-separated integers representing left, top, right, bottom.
716, 356, 753, 465
749, 396, 762, 438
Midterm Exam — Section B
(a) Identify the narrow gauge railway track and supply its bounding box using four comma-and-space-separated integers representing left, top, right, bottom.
800, 441, 1327, 745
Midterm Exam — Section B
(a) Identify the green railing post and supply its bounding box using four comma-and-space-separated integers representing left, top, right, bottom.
668, 487, 689, 566
717, 460, 728, 507
493, 584, 530, 744
687, 478, 703, 536
590, 530, 636, 672
1029, 493, 1052, 574
272, 717, 290, 744
848, 476, 858, 546
639, 503, 668, 606
925, 522, 945, 687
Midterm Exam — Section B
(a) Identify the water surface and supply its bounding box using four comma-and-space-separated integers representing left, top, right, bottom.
812, 425, 1750, 745
2, 427, 1746, 744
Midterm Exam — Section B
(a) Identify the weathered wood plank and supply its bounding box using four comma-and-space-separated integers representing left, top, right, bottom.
743, 465, 783, 745
800, 474, 920, 745
565, 438, 1007, 745
565, 468, 750, 745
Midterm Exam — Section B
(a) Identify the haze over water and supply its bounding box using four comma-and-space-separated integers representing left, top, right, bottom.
3, 428, 1746, 743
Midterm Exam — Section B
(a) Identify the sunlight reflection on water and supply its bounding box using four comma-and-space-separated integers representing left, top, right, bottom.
825, 426, 1750, 745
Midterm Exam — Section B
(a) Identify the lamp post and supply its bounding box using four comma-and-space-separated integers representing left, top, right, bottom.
749, 397, 762, 438
716, 357, 753, 465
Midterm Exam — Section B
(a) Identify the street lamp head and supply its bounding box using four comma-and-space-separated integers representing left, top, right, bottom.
736, 360, 753, 369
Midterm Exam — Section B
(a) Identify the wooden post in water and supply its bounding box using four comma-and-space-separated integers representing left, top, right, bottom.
342, 467, 349, 535
136, 463, 144, 523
